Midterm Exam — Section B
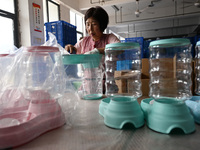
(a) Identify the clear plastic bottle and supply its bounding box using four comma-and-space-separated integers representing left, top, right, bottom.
149, 38, 192, 101
195, 41, 200, 95
22, 46, 65, 100
105, 42, 142, 99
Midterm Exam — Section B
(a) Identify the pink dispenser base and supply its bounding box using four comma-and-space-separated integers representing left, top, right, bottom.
0, 99, 65, 149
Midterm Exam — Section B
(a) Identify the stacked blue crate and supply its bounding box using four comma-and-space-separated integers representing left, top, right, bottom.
117, 60, 132, 70
45, 20, 77, 47
116, 50, 137, 71
125, 37, 144, 58
143, 40, 153, 58
187, 36, 200, 58
116, 38, 143, 71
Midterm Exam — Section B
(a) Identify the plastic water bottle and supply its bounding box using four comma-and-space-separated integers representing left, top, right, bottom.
105, 42, 142, 99
195, 41, 200, 95
149, 38, 192, 101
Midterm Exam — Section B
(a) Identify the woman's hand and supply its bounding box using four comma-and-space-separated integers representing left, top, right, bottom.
65, 44, 77, 54
84, 48, 105, 54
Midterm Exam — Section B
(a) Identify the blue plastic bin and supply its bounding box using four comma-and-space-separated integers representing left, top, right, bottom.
45, 20, 77, 47
125, 37, 144, 58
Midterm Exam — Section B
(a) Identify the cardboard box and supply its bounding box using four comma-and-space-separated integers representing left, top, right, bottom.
141, 57, 177, 96
114, 57, 194, 96
114, 71, 139, 94
114, 71, 127, 94
115, 79, 127, 93
141, 59, 150, 96
141, 79, 149, 96
142, 58, 149, 78
150, 58, 177, 79
140, 57, 195, 97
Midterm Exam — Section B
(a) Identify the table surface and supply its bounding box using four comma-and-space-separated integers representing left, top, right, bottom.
14, 96, 200, 150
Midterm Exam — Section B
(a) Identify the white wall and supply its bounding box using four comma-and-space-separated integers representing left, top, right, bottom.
18, 0, 82, 46
18, 0, 44, 46
60, 4, 70, 23
18, 0, 31, 46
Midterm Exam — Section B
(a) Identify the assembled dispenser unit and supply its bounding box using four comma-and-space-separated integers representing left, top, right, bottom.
99, 42, 144, 129
62, 53, 103, 100
141, 38, 195, 134
0, 46, 66, 149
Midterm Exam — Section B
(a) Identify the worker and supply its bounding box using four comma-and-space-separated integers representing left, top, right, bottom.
65, 6, 120, 54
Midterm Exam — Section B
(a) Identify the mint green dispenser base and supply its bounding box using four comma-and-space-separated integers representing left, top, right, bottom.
99, 97, 144, 129
141, 98, 195, 134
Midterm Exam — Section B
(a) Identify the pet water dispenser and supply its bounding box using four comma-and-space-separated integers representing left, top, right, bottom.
194, 41, 200, 95
62, 53, 103, 100
0, 46, 66, 149
99, 42, 144, 129
141, 38, 195, 134
185, 41, 200, 124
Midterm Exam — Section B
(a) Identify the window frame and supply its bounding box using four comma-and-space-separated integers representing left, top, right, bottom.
0, 0, 19, 47
70, 10, 84, 41
46, 0, 60, 22
77, 31, 83, 40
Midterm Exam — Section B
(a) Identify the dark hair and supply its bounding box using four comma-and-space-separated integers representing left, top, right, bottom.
84, 6, 109, 32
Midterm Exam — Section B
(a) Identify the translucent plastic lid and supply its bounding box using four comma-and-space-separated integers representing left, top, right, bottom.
0, 54, 9, 57
26, 46, 59, 52
196, 41, 200, 46
105, 42, 140, 50
149, 38, 190, 48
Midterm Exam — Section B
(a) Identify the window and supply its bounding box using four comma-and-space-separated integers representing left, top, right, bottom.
46, 0, 60, 22
0, 0, 19, 48
70, 11, 84, 41
70, 11, 75, 26
76, 14, 83, 33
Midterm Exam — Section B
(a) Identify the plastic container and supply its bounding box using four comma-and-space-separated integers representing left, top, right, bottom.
105, 42, 142, 99
62, 54, 103, 100
195, 41, 200, 95
22, 46, 65, 100
0, 53, 26, 113
0, 46, 66, 149
0, 54, 12, 88
149, 38, 192, 101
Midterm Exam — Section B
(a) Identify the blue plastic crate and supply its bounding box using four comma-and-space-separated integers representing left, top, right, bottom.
143, 40, 153, 58
120, 40, 126, 43
45, 20, 77, 47
187, 36, 200, 58
125, 37, 144, 58
117, 60, 133, 71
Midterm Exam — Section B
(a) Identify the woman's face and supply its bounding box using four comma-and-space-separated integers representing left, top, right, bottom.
86, 17, 103, 41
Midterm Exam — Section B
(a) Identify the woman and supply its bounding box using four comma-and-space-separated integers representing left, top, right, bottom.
65, 6, 120, 95
65, 6, 120, 54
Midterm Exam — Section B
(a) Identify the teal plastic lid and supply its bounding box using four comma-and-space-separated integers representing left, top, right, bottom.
62, 54, 85, 65
105, 42, 140, 50
196, 41, 200, 46
83, 54, 103, 69
62, 54, 102, 68
149, 38, 190, 48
